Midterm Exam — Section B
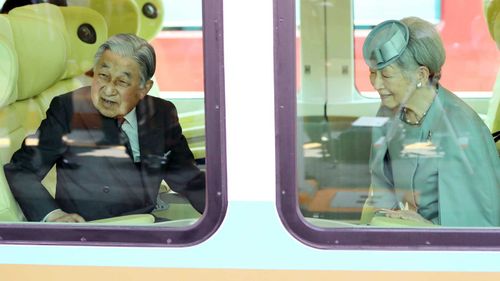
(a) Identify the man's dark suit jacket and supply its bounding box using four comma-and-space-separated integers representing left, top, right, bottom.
4, 87, 205, 221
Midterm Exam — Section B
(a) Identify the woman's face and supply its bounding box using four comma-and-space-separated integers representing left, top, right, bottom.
369, 64, 415, 110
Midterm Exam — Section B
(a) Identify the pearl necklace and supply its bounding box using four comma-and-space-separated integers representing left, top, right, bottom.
400, 106, 428, 125
399, 88, 438, 126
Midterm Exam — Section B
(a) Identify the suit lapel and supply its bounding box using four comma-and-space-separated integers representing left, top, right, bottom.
136, 96, 163, 158
135, 96, 165, 204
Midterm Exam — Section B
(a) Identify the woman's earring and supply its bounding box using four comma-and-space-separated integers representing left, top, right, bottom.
417, 82, 422, 88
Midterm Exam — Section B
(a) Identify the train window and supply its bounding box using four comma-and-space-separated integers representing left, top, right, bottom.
0, 0, 226, 246
276, 0, 500, 248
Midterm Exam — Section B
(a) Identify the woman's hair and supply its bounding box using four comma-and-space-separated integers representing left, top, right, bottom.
94, 33, 156, 87
396, 17, 446, 85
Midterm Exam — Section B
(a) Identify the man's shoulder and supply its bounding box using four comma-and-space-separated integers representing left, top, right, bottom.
142, 95, 177, 112
136, 95, 178, 126
144, 95, 174, 106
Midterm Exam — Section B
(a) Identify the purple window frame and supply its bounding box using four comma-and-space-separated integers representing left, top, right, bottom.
274, 0, 500, 250
0, 0, 227, 247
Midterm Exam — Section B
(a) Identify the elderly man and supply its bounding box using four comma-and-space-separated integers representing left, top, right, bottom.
4, 34, 205, 222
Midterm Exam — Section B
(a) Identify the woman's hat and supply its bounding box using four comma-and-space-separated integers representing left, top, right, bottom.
363, 20, 410, 69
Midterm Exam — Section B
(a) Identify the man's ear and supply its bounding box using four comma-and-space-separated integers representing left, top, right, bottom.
85, 69, 94, 77
139, 80, 154, 99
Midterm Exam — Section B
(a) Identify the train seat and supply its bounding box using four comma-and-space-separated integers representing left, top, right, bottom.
0, 3, 107, 221
0, 106, 26, 221
134, 0, 164, 41
67, 0, 140, 37
178, 110, 206, 161
486, 0, 500, 49
67, 0, 164, 42
0, 15, 17, 106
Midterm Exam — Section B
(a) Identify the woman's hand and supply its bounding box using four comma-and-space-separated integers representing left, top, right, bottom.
375, 208, 431, 224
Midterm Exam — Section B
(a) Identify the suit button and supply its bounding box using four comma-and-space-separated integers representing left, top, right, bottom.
103, 186, 110, 193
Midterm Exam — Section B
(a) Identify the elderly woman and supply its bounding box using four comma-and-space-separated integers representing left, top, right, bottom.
363, 17, 500, 226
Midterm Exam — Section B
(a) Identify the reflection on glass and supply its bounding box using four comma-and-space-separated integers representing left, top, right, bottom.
0, 1, 205, 227
297, 0, 500, 228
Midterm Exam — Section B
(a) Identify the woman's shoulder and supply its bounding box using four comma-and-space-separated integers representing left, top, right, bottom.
438, 85, 493, 143
437, 87, 484, 123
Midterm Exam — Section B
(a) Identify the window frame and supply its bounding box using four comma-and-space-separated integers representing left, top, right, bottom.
0, 0, 226, 247
274, 0, 500, 250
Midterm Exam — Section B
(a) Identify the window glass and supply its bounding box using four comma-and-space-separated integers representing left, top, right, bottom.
0, 0, 225, 246
277, 0, 500, 248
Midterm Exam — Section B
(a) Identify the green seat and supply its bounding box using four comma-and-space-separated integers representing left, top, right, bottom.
178, 110, 206, 160
0, 15, 18, 107
68, 0, 165, 41
8, 4, 68, 101
135, 0, 164, 41
0, 3, 107, 221
67, 0, 140, 36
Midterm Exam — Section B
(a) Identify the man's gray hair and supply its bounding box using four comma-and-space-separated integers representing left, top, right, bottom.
395, 17, 446, 85
94, 33, 156, 87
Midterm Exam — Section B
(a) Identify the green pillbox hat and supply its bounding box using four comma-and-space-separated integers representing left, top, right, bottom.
363, 20, 410, 69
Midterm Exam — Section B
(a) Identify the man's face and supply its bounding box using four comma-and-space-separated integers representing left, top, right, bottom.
91, 50, 151, 118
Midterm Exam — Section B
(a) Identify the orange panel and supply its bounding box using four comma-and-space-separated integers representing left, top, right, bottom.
2, 265, 500, 281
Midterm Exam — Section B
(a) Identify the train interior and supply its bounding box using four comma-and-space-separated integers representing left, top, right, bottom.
0, 0, 204, 225
0, 0, 498, 229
